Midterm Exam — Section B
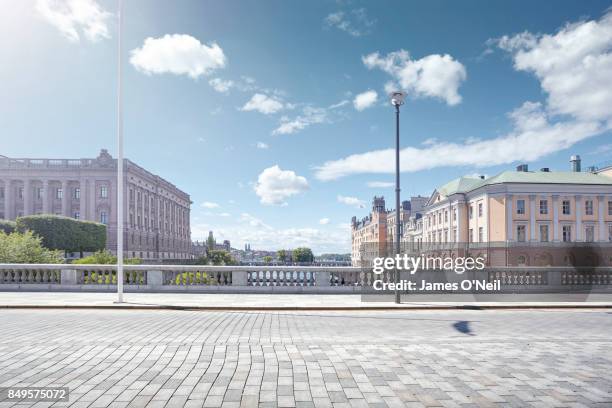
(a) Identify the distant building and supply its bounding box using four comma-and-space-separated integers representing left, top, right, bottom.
204, 230, 231, 252
0, 149, 192, 261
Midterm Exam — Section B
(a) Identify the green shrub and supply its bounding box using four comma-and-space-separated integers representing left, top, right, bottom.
72, 250, 141, 265
0, 231, 63, 263
16, 215, 106, 255
0, 219, 16, 234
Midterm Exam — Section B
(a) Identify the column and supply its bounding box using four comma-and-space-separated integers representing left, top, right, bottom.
61, 180, 69, 216
42, 180, 50, 214
597, 195, 605, 242
506, 194, 514, 241
23, 179, 31, 216
552, 195, 559, 241
575, 195, 582, 241
4, 180, 11, 219
79, 179, 87, 220
89, 179, 96, 221
529, 195, 536, 241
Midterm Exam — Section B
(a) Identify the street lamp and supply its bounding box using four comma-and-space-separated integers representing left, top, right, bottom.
390, 91, 406, 304
115, 0, 124, 303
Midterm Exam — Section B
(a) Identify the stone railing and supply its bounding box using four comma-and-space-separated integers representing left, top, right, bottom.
0, 264, 611, 293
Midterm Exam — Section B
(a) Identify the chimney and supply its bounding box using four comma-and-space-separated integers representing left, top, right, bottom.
540, 167, 550, 172
570, 155, 581, 172
516, 164, 528, 172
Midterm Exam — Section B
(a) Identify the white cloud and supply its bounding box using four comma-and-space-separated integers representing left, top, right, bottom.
241, 93, 285, 115
337, 195, 365, 208
36, 0, 111, 42
201, 201, 220, 209
353, 90, 378, 111
273, 107, 327, 135
218, 212, 231, 217
316, 12, 612, 181
363, 49, 467, 106
329, 100, 350, 109
256, 141, 269, 149
130, 34, 226, 79
324, 8, 376, 37
254, 165, 309, 205
240, 213, 271, 229
319, 218, 330, 225
366, 181, 394, 188
208, 78, 234, 93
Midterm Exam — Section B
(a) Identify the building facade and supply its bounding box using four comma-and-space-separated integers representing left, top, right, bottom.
0, 149, 192, 261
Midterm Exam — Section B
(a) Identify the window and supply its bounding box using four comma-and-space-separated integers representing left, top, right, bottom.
562, 225, 572, 242
585, 225, 595, 242
539, 200, 548, 215
74, 188, 80, 199
0, 187, 4, 199
584, 200, 593, 216
609, 201, 612, 216
74, 211, 80, 220
478, 203, 483, 217
478, 227, 483, 242
100, 211, 108, 224
609, 225, 612, 242
18, 187, 23, 199
56, 188, 63, 199
101, 186, 108, 198
516, 200, 525, 215
469, 228, 473, 243
540, 225, 549, 242
453, 210, 457, 221
469, 205, 473, 219
562, 200, 571, 215
444, 211, 448, 222
36, 187, 43, 200
516, 225, 526, 242
438, 213, 442, 224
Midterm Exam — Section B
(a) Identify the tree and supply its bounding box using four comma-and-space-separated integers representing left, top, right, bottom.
72, 250, 141, 265
0, 220, 16, 234
277, 249, 287, 263
16, 215, 106, 257
0, 231, 62, 264
292, 247, 314, 263
199, 250, 236, 266
263, 255, 272, 264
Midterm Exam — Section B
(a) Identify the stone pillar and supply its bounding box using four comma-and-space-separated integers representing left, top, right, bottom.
552, 195, 559, 241
60, 269, 78, 285
89, 179, 96, 221
79, 179, 87, 220
529, 195, 536, 241
4, 180, 11, 219
23, 179, 31, 216
61, 180, 69, 216
147, 270, 164, 288
575, 195, 582, 241
232, 270, 248, 286
598, 195, 606, 242
42, 180, 50, 214
506, 194, 514, 241
315, 271, 331, 287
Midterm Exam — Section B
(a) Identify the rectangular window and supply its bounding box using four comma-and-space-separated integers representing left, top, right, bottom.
74, 211, 80, 220
585, 225, 595, 242
469, 205, 473, 219
516, 200, 525, 215
438, 213, 442, 224
100, 211, 108, 224
584, 200, 593, 216
469, 228, 473, 243
609, 225, 612, 242
56, 188, 63, 199
562, 200, 571, 215
478, 203, 483, 217
539, 199, 548, 215
609, 201, 612, 216
539, 225, 549, 242
18, 187, 23, 199
453, 210, 457, 221
444, 211, 448, 222
74, 188, 80, 199
36, 187, 43, 200
516, 225, 526, 242
0, 187, 4, 199
562, 225, 572, 242
478, 227, 483, 242
100, 186, 108, 198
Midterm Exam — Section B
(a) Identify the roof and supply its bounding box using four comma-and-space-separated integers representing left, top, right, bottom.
436, 171, 612, 196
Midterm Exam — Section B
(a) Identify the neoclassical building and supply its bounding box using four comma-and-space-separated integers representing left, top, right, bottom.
0, 149, 192, 261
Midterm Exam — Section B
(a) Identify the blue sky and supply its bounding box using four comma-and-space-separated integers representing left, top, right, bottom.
1, 0, 612, 253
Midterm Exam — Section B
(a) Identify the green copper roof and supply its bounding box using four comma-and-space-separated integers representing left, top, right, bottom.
436, 171, 612, 196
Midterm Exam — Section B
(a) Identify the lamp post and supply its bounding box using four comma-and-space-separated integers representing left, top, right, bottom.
116, 0, 124, 303
390, 91, 406, 304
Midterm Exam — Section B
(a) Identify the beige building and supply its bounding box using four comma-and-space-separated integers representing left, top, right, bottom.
0, 149, 192, 261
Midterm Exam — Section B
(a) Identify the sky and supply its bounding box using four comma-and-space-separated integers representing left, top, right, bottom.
1, 0, 612, 254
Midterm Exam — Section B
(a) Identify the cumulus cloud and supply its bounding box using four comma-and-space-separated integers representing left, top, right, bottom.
254, 165, 309, 205
363, 49, 467, 106
324, 8, 376, 37
201, 201, 220, 209
337, 195, 365, 208
319, 218, 330, 225
241, 93, 285, 115
256, 141, 269, 149
36, 0, 111, 42
208, 78, 234, 93
315, 12, 612, 181
353, 90, 378, 111
273, 106, 328, 135
130, 34, 226, 79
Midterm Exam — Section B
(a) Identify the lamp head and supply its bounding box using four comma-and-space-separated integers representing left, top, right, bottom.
389, 91, 406, 106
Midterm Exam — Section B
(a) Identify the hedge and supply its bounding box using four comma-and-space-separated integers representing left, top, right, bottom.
0, 219, 16, 234
16, 215, 106, 254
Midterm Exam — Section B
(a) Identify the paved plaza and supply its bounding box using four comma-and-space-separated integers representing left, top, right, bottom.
0, 309, 611, 407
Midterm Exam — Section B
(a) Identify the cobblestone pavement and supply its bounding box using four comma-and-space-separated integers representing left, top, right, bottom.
0, 309, 611, 407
